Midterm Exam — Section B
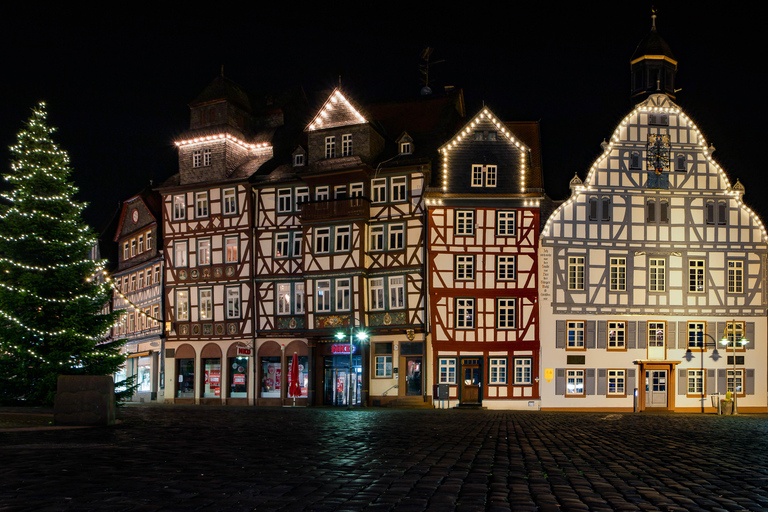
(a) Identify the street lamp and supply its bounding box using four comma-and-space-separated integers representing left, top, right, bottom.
720, 322, 748, 415
335, 327, 368, 410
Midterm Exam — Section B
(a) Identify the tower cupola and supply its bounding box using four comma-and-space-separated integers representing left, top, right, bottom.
630, 11, 678, 101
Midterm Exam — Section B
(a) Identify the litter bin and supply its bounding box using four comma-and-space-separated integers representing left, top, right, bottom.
710, 393, 721, 414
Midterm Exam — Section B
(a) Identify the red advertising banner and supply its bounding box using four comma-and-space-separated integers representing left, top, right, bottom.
233, 374, 245, 385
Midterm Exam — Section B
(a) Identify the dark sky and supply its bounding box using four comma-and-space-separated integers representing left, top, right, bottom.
1, 4, 765, 234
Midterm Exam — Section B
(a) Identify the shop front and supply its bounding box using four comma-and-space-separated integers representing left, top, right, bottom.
257, 340, 309, 406
319, 341, 365, 406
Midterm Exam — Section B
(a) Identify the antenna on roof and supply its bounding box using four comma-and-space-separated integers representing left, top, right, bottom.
651, 6, 657, 30
420, 47, 445, 96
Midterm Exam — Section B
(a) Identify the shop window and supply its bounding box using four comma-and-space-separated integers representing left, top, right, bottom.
260, 357, 281, 397
176, 358, 194, 398
229, 355, 249, 398
202, 358, 221, 398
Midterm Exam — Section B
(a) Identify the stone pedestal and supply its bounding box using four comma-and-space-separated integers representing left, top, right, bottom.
54, 375, 115, 426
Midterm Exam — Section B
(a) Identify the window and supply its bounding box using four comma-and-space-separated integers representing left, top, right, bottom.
203, 148, 211, 167
173, 195, 185, 220
687, 369, 704, 395
152, 306, 160, 327
389, 224, 404, 250
688, 322, 705, 349
292, 231, 302, 259
130, 274, 136, 291
646, 198, 669, 224
130, 239, 136, 257
471, 165, 497, 187
389, 277, 404, 309
601, 197, 611, 221
474, 131, 483, 141
513, 358, 532, 385
277, 283, 291, 315
336, 278, 351, 311
724, 321, 745, 349
193, 150, 202, 168
649, 258, 665, 291
726, 369, 744, 395
145, 230, 152, 250
275, 232, 290, 258
374, 343, 393, 378
439, 358, 457, 384
316, 280, 331, 312
316, 186, 329, 201
660, 200, 669, 223
197, 239, 210, 266
138, 271, 144, 289
455, 298, 474, 329
341, 133, 352, 156
176, 289, 189, 321
277, 189, 292, 213
138, 235, 144, 254
718, 201, 727, 225
648, 322, 665, 348
706, 201, 715, 225
496, 255, 516, 281
400, 142, 412, 155
391, 177, 407, 202
295, 187, 309, 208
370, 225, 384, 251
589, 197, 598, 221
174, 241, 188, 267
610, 257, 626, 291
489, 358, 507, 384
455, 210, 474, 236
123, 242, 129, 260
566, 369, 585, 395
607, 321, 625, 349
567, 321, 585, 349
646, 199, 656, 223
372, 179, 386, 203
728, 261, 743, 293
496, 211, 515, 236
689, 260, 705, 292
350, 183, 364, 197
315, 228, 330, 254
370, 278, 385, 310
334, 185, 347, 199
325, 136, 336, 158
568, 256, 585, 290
607, 369, 626, 395
472, 165, 483, 187
154, 265, 160, 285
145, 268, 152, 286
497, 298, 516, 329
455, 255, 474, 280
226, 287, 240, 319
294, 153, 305, 167
335, 226, 350, 252
629, 151, 641, 169
199, 288, 212, 320
294, 283, 305, 314
195, 192, 208, 218
225, 237, 239, 263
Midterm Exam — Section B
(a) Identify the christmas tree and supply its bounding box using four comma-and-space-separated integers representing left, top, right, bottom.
0, 102, 124, 405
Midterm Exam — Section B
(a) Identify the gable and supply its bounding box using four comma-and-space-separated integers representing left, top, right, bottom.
306, 89, 367, 132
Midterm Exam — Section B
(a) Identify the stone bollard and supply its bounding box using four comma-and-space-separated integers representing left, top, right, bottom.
54, 375, 116, 426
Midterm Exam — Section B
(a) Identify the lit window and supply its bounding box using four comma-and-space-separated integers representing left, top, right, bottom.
455, 255, 474, 281
566, 369, 585, 395
389, 277, 404, 309
225, 237, 238, 263
497, 298, 516, 329
455, 210, 474, 236
226, 287, 240, 319
728, 261, 743, 293
277, 283, 291, 315
455, 298, 474, 329
294, 283, 305, 314
199, 288, 212, 320
197, 239, 210, 266
689, 260, 705, 292
607, 369, 626, 395
567, 321, 585, 349
370, 278, 385, 310
176, 289, 189, 321
513, 358, 532, 385
607, 321, 625, 349
173, 195, 185, 220
496, 211, 515, 236
568, 256, 585, 290
489, 358, 507, 384
195, 192, 208, 218
496, 255, 516, 281
610, 257, 626, 291
174, 241, 187, 267
439, 358, 457, 384
649, 258, 665, 291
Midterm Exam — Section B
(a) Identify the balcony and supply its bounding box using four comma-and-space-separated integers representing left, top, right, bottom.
300, 197, 370, 222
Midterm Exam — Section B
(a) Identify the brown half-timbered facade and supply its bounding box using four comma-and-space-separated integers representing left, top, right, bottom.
427, 108, 546, 409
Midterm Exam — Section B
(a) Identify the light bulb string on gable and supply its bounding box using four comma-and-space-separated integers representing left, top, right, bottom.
106, 276, 163, 323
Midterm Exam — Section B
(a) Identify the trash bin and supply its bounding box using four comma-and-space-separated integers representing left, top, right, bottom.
720, 399, 733, 415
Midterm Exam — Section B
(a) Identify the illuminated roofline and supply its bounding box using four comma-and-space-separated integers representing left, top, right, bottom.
306, 89, 367, 131
175, 133, 271, 151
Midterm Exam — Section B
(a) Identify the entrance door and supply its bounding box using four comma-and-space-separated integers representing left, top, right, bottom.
461, 359, 481, 404
405, 357, 422, 396
645, 370, 667, 407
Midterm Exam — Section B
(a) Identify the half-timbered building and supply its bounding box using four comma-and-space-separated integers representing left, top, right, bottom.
111, 188, 165, 402
539, 18, 768, 412
253, 88, 465, 406
426, 107, 546, 409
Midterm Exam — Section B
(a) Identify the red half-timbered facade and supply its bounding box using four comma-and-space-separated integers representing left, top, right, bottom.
427, 108, 546, 409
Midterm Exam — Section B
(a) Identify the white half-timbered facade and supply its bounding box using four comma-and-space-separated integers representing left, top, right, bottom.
427, 107, 546, 409
539, 22, 768, 412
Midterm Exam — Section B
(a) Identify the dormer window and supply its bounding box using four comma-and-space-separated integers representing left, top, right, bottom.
294, 153, 305, 167
400, 142, 412, 155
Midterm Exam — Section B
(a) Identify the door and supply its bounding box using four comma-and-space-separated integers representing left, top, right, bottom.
645, 370, 667, 407
405, 357, 422, 396
461, 359, 481, 403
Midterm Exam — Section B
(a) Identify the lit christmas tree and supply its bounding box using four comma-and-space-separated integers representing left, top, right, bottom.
0, 102, 124, 405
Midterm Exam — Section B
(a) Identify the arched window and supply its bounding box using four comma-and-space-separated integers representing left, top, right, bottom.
675, 154, 686, 171
630, 151, 641, 169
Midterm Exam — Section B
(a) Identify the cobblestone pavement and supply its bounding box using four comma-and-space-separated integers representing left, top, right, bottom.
1, 406, 768, 511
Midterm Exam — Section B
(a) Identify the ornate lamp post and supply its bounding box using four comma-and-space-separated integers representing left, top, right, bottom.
336, 326, 368, 410
720, 322, 748, 415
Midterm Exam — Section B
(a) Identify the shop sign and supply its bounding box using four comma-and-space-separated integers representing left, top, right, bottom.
208, 370, 221, 385
233, 374, 246, 385
237, 347, 252, 356
331, 344, 356, 354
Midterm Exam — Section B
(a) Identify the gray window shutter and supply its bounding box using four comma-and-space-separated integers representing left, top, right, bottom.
627, 322, 636, 349
586, 368, 596, 395
597, 369, 607, 395
597, 321, 607, 349
746, 369, 755, 395
706, 321, 715, 345
627, 369, 635, 394
556, 320, 566, 349
638, 322, 647, 349
717, 322, 725, 341
678, 322, 687, 349
718, 369, 727, 394
678, 369, 687, 395
555, 369, 565, 395
746, 322, 755, 350
706, 369, 716, 395
586, 321, 596, 349
668, 323, 676, 349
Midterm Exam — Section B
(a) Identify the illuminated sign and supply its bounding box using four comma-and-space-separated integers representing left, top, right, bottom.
331, 344, 356, 354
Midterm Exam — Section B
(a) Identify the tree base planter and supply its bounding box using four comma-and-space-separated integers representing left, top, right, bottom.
720, 400, 734, 416
54, 375, 115, 426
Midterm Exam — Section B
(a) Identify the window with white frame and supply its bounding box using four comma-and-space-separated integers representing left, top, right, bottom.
123, 242, 129, 260
174, 241, 188, 267
325, 136, 336, 158
203, 148, 211, 166
497, 298, 516, 329
566, 369, 585, 395
688, 322, 705, 349
336, 278, 351, 311
471, 165, 497, 187
400, 142, 412, 155
277, 283, 291, 315
152, 305, 160, 327
439, 358, 456, 384
687, 369, 704, 395
689, 260, 705, 292
193, 150, 202, 168
195, 192, 208, 218
145, 268, 152, 286
610, 257, 626, 291
513, 358, 532, 385
226, 287, 240, 319
455, 255, 474, 280
607, 369, 626, 395
727, 369, 744, 394
295, 283, 305, 314
197, 239, 210, 266
728, 261, 743, 293
372, 179, 386, 203
131, 239, 136, 257
489, 358, 507, 384
389, 276, 404, 309
225, 237, 239, 263
153, 265, 160, 285
316, 186, 329, 201
389, 224, 404, 250
138, 235, 144, 254
496, 211, 515, 236
275, 232, 290, 258
567, 321, 585, 348
199, 288, 212, 320
350, 182, 364, 197
130, 275, 136, 291
391, 177, 406, 202
370, 278, 385, 310
648, 322, 665, 347
568, 256, 585, 290
341, 134, 352, 156
334, 185, 347, 199
277, 189, 292, 213
724, 321, 745, 349
294, 153, 305, 167
455, 298, 474, 329
176, 289, 189, 321
649, 258, 665, 291
292, 231, 302, 259
295, 187, 309, 208
496, 255, 516, 281
315, 228, 330, 253
607, 321, 625, 349
455, 210, 474, 236
173, 195, 185, 220
335, 226, 351, 252
316, 280, 331, 312
138, 271, 144, 289
370, 225, 384, 251
374, 343, 393, 378
145, 230, 152, 250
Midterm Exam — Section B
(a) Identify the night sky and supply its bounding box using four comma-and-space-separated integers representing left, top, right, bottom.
1, 4, 765, 236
